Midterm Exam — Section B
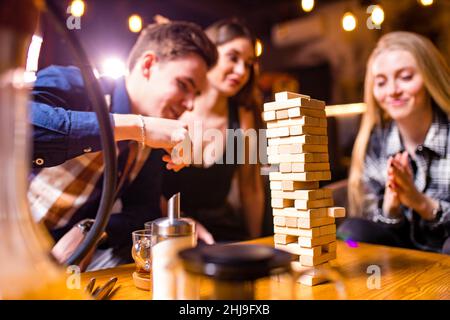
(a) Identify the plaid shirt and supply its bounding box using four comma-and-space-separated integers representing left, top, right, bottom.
363, 107, 450, 252
28, 66, 163, 248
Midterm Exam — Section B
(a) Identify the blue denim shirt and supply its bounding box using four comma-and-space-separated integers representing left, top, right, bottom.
30, 65, 124, 167
29, 65, 163, 248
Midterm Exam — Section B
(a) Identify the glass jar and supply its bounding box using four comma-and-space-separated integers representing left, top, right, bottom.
149, 193, 196, 300
0, 0, 84, 299
178, 244, 296, 300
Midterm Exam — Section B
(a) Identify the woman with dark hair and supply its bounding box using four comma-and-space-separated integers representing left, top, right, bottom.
162, 19, 265, 242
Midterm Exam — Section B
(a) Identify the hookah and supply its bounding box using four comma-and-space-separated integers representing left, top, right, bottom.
0, 0, 117, 298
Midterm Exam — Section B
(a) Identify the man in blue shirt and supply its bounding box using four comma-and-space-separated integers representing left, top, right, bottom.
28, 21, 217, 270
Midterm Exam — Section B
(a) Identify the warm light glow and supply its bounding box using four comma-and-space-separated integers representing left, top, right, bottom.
24, 35, 43, 83
342, 12, 357, 32
70, 0, 85, 17
301, 0, 315, 12
419, 0, 433, 6
255, 39, 263, 57
128, 14, 143, 33
101, 58, 126, 79
371, 5, 384, 26
325, 103, 366, 117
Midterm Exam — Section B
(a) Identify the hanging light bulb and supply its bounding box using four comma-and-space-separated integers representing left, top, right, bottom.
342, 12, 357, 32
70, 0, 85, 18
419, 0, 433, 6
371, 5, 384, 26
128, 14, 143, 33
255, 39, 263, 57
301, 0, 315, 12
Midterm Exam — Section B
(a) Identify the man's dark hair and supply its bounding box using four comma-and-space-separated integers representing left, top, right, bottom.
127, 21, 218, 71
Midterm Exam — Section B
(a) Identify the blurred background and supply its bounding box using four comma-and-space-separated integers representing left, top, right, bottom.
29, 0, 449, 234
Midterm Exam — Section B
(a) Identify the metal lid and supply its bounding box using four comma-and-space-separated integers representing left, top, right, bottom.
179, 244, 292, 281
151, 193, 194, 237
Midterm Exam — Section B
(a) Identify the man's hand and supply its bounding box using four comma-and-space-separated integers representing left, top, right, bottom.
113, 114, 190, 150
142, 117, 189, 149
51, 224, 106, 271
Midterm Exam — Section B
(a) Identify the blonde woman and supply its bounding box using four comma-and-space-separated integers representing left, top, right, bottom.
339, 32, 450, 254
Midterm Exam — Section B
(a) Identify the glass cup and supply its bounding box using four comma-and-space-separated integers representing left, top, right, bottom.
131, 229, 153, 279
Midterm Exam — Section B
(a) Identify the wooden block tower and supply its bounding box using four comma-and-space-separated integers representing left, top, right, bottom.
263, 91, 346, 286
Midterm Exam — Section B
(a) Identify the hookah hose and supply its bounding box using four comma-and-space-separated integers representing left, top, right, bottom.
44, 0, 118, 266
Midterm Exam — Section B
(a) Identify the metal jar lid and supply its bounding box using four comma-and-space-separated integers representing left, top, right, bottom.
179, 244, 292, 281
151, 193, 194, 237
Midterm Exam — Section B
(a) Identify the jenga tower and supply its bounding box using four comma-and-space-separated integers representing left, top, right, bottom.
263, 91, 346, 286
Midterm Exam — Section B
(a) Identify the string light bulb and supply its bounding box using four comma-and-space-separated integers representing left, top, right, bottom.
419, 0, 433, 6
371, 5, 384, 26
255, 39, 263, 57
342, 12, 357, 32
301, 0, 315, 12
128, 14, 143, 33
70, 0, 85, 17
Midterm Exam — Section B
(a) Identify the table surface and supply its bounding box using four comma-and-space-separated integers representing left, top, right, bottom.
81, 237, 450, 300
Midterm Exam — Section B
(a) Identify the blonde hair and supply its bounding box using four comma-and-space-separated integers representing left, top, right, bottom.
348, 31, 450, 217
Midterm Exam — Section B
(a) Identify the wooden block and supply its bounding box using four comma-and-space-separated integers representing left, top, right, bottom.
275, 243, 321, 257
268, 135, 328, 146
319, 224, 336, 236
320, 118, 327, 127
279, 162, 292, 173
273, 216, 286, 226
322, 188, 333, 199
271, 189, 325, 201
270, 153, 329, 164
272, 208, 327, 219
298, 274, 329, 286
263, 110, 276, 121
267, 154, 282, 164
297, 217, 335, 229
300, 251, 336, 267
269, 181, 282, 191
290, 125, 328, 136
266, 116, 322, 128
322, 241, 337, 253
266, 127, 290, 138
291, 162, 330, 172
271, 198, 294, 208
288, 107, 326, 119
289, 143, 328, 154
274, 234, 297, 245
276, 109, 289, 120
266, 145, 279, 155
291, 261, 330, 276
327, 207, 346, 218
295, 198, 334, 210
285, 217, 298, 228
297, 245, 322, 256
274, 226, 320, 238
275, 91, 310, 101
281, 180, 319, 191
298, 234, 336, 248
270, 171, 331, 182
265, 97, 324, 112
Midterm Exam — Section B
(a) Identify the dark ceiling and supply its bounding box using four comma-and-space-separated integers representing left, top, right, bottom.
40, 0, 347, 68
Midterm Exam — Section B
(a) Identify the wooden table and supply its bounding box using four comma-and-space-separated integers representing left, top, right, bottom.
81, 237, 450, 300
